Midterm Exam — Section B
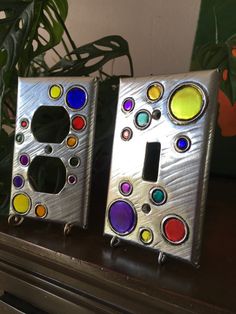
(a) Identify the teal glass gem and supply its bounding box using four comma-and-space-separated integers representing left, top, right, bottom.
135, 110, 151, 129
151, 187, 166, 205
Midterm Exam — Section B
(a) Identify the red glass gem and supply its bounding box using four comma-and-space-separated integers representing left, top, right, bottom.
163, 217, 187, 243
21, 119, 28, 128
72, 115, 86, 131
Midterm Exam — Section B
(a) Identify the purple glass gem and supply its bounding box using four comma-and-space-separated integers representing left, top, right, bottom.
120, 181, 132, 195
13, 175, 24, 188
122, 98, 134, 112
109, 200, 136, 234
19, 154, 29, 166
68, 175, 77, 185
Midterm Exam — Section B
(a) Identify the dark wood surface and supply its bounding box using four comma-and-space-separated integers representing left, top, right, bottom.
0, 176, 235, 313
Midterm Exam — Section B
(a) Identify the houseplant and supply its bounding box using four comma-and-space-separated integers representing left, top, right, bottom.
0, 0, 133, 214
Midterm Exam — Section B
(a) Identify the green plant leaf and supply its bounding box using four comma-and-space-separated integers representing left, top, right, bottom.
48, 35, 133, 76
191, 43, 228, 70
0, 0, 35, 117
0, 0, 68, 129
191, 0, 236, 103
18, 0, 68, 76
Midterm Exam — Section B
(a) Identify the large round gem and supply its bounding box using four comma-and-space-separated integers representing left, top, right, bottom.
72, 115, 86, 131
151, 187, 166, 205
13, 175, 24, 189
49, 84, 63, 100
162, 216, 188, 244
122, 98, 134, 112
12, 193, 31, 214
108, 200, 136, 234
169, 85, 204, 122
66, 86, 87, 110
147, 84, 163, 101
19, 154, 30, 166
135, 110, 151, 129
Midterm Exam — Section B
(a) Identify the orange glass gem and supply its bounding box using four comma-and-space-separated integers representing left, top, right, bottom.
66, 135, 78, 148
35, 204, 47, 218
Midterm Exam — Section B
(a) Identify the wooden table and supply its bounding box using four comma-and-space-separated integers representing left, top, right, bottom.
0, 176, 235, 313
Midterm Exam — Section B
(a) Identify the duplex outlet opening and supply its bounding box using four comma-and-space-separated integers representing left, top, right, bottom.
31, 106, 70, 143
28, 156, 66, 194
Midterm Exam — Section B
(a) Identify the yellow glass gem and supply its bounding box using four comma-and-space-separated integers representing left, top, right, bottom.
147, 84, 162, 101
49, 84, 63, 100
140, 228, 153, 244
35, 204, 47, 218
66, 135, 78, 148
12, 193, 31, 214
169, 85, 203, 121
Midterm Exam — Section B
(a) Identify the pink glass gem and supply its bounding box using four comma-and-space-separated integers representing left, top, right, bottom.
121, 127, 132, 141
120, 181, 132, 195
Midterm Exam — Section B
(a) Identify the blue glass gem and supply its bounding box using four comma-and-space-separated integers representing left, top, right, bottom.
13, 175, 24, 189
66, 86, 87, 110
109, 200, 136, 234
176, 137, 190, 152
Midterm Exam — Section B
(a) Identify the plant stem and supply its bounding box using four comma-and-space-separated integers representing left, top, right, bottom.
127, 54, 134, 77
32, 60, 49, 72
38, 34, 63, 60
61, 38, 72, 60
48, 3, 81, 61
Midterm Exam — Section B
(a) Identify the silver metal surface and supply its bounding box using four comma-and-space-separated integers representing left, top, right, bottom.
10, 77, 98, 227
104, 70, 219, 265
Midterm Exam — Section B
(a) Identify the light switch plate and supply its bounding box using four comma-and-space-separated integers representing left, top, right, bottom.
104, 70, 219, 265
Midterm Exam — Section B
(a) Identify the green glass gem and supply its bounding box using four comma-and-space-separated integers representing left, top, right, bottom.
152, 188, 166, 205
16, 133, 24, 144
136, 111, 150, 128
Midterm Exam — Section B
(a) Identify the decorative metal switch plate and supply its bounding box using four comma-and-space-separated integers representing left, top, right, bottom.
10, 77, 98, 228
104, 70, 219, 265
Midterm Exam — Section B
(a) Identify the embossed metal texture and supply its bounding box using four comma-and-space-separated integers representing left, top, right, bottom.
104, 70, 219, 265
10, 77, 98, 227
